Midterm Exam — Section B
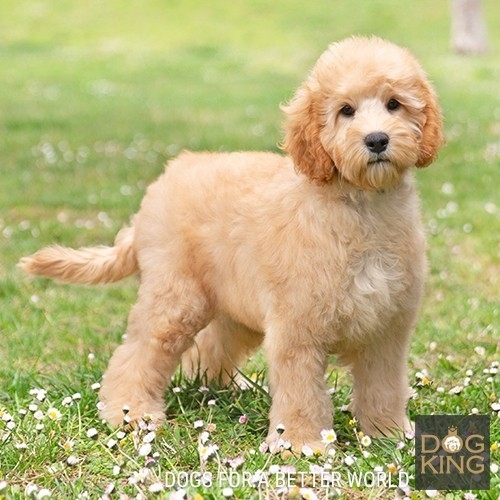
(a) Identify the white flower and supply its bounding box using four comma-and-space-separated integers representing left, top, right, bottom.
67, 455, 79, 466
1, 412, 12, 422
425, 490, 438, 498
91, 382, 101, 391
299, 487, 318, 500
463, 493, 477, 500
62, 440, 74, 452
112, 465, 121, 475
268, 438, 284, 454
106, 438, 118, 449
198, 443, 218, 462
72, 393, 82, 400
301, 445, 314, 457
490, 463, 499, 474
25, 483, 38, 496
344, 455, 356, 466
474, 346, 486, 357
360, 435, 372, 447
227, 456, 245, 469
149, 482, 164, 493
0, 481, 7, 492
309, 464, 323, 474
86, 428, 98, 439
33, 410, 44, 420
169, 489, 187, 500
128, 468, 150, 484
47, 408, 62, 421
61, 397, 73, 407
143, 430, 156, 443
222, 487, 234, 497
200, 431, 210, 444
193, 419, 204, 429
30, 389, 47, 402
320, 428, 337, 444
138, 443, 152, 456
104, 482, 115, 495
37, 488, 51, 498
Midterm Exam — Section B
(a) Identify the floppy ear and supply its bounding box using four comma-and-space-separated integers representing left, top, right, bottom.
416, 81, 444, 168
280, 82, 335, 183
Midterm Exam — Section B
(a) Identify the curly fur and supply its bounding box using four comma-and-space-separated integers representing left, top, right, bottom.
19, 36, 443, 450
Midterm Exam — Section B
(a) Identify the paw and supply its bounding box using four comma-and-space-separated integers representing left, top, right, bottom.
98, 399, 165, 428
265, 430, 326, 456
358, 414, 414, 439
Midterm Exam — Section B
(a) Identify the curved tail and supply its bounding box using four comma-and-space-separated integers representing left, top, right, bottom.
18, 225, 138, 285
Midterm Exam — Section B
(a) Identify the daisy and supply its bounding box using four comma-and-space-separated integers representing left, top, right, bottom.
360, 435, 372, 447
301, 445, 314, 457
138, 443, 152, 456
46, 408, 62, 421
320, 428, 337, 444
148, 482, 164, 493
299, 487, 318, 500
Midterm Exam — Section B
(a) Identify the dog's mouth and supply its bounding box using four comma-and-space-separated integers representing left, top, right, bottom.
367, 157, 391, 167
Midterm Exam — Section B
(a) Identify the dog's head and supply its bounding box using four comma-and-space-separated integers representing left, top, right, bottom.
281, 36, 444, 190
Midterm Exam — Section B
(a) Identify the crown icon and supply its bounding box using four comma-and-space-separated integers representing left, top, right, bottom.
441, 425, 463, 453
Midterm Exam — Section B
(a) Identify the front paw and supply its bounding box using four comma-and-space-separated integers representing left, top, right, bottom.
265, 428, 326, 455
98, 398, 165, 428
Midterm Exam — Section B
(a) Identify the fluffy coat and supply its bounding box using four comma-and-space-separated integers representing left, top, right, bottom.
19, 36, 443, 450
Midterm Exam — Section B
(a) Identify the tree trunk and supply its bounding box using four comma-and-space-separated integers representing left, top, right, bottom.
451, 0, 489, 54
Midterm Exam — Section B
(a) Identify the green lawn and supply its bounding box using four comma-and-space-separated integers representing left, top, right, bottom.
0, 0, 499, 498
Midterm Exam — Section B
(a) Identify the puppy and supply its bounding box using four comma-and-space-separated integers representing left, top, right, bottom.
19, 36, 443, 450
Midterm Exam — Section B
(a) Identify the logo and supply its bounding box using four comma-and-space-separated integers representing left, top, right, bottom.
415, 415, 490, 490
441, 426, 463, 453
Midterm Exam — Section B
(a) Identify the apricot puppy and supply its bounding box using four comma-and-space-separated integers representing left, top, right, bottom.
20, 36, 443, 450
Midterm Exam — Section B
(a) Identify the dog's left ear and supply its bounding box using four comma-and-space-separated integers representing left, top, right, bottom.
281, 83, 335, 183
416, 81, 444, 168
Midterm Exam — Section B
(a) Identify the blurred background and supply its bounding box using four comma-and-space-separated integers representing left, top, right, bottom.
0, 0, 498, 391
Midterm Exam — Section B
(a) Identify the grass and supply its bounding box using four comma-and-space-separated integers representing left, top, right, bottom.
0, 0, 499, 498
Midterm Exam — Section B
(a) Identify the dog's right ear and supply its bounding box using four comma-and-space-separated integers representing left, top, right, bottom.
280, 83, 335, 184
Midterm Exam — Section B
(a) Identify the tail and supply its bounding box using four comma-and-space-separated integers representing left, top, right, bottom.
18, 225, 138, 285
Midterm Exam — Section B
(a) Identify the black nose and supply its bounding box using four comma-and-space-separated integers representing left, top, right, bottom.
364, 132, 389, 154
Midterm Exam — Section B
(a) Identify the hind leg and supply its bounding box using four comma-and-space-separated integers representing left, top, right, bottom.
99, 272, 212, 426
182, 315, 263, 384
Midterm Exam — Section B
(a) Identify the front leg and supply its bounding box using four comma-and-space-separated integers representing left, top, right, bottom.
348, 324, 413, 437
264, 330, 332, 452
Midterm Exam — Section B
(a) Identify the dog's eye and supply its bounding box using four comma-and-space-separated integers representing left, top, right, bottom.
387, 98, 400, 111
340, 104, 355, 117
